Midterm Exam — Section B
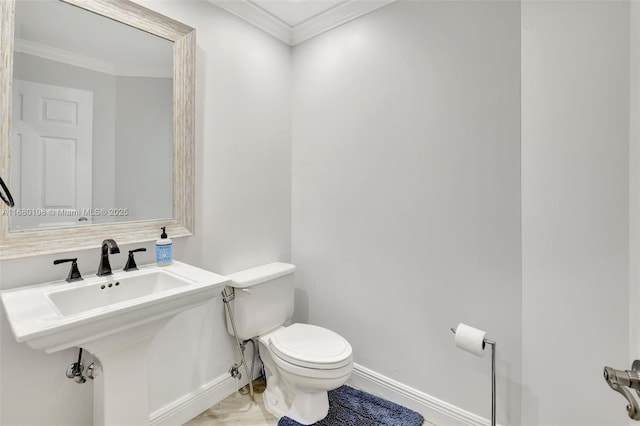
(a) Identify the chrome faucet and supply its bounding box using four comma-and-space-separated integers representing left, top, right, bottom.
97, 239, 120, 276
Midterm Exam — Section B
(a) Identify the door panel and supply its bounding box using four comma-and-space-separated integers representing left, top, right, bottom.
11, 80, 93, 229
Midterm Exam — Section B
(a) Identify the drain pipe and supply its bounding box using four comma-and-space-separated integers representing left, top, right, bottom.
221, 288, 254, 400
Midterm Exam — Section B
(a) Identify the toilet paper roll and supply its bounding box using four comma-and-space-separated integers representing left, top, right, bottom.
455, 323, 486, 357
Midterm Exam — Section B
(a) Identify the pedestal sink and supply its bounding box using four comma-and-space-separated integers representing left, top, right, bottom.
0, 261, 229, 426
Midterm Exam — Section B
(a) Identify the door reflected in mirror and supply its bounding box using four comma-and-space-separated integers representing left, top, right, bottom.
11, 0, 173, 230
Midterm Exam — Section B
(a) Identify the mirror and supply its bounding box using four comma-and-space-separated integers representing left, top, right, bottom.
0, 0, 195, 259
12, 0, 174, 230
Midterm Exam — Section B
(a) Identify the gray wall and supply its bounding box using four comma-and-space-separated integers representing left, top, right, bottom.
291, 1, 522, 424
114, 76, 173, 222
144, 0, 292, 412
631, 0, 640, 374
521, 1, 631, 424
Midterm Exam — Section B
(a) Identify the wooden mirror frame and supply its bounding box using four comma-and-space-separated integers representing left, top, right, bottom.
0, 0, 195, 260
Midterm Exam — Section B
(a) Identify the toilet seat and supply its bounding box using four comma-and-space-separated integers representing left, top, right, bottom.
267, 323, 352, 370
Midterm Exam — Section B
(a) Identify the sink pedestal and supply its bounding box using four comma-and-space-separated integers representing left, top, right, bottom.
92, 338, 152, 426
83, 318, 172, 426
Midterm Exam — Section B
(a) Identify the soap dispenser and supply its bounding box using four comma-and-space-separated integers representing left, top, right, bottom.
155, 226, 173, 266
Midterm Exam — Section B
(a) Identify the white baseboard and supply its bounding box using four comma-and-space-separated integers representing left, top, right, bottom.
149, 362, 495, 426
149, 373, 249, 426
349, 363, 497, 426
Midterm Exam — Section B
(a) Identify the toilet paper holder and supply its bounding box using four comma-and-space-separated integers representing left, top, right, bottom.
450, 327, 496, 426
450, 327, 495, 348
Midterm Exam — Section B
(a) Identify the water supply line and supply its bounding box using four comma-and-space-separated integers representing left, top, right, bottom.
238, 339, 259, 397
65, 348, 86, 383
229, 339, 258, 388
65, 348, 96, 384
221, 287, 254, 400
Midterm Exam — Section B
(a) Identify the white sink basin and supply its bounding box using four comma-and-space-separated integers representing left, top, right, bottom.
0, 260, 229, 353
47, 270, 194, 316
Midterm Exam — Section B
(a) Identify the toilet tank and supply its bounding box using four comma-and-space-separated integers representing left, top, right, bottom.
225, 262, 295, 340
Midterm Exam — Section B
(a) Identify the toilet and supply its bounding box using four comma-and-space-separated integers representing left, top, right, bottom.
225, 262, 353, 425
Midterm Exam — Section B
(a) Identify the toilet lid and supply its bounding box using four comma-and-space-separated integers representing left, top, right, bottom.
269, 323, 352, 369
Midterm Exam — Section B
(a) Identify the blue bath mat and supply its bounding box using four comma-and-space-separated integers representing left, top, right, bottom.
277, 385, 424, 426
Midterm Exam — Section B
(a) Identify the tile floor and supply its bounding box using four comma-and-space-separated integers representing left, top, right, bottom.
184, 378, 278, 426
184, 378, 436, 426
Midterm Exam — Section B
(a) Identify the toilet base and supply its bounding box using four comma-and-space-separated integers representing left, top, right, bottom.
286, 389, 329, 425
263, 385, 330, 425
262, 376, 290, 420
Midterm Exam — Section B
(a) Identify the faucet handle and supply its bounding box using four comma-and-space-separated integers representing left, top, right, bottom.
53, 258, 83, 283
123, 248, 147, 271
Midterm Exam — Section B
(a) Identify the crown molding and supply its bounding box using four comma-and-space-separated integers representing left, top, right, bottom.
15, 38, 116, 75
209, 0, 396, 46
14, 38, 172, 78
292, 0, 395, 45
209, 0, 292, 45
